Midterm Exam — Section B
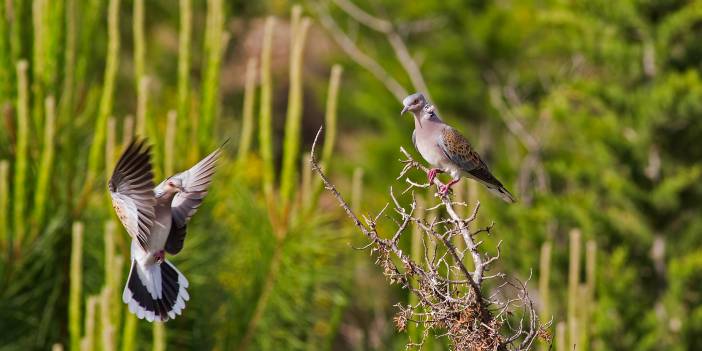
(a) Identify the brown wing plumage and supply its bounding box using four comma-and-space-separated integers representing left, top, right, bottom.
438, 127, 516, 203
109, 139, 156, 251
164, 144, 224, 254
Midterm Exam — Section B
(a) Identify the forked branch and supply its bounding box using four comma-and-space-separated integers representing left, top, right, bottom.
310, 127, 550, 350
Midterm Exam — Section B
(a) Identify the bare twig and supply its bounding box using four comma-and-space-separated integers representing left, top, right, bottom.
310, 127, 549, 350
312, 0, 434, 100
311, 1, 407, 101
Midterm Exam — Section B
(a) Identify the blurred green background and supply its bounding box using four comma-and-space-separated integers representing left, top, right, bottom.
1, 0, 701, 350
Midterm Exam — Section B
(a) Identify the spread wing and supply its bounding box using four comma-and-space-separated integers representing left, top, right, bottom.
109, 139, 156, 251
437, 127, 505, 188
164, 145, 224, 254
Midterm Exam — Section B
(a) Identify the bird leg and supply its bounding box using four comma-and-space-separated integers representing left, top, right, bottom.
438, 178, 461, 196
427, 168, 444, 184
153, 250, 165, 264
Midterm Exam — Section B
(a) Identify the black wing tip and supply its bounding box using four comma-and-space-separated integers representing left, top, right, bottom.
116, 137, 153, 168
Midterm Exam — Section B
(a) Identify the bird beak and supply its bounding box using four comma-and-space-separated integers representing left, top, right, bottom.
400, 106, 409, 115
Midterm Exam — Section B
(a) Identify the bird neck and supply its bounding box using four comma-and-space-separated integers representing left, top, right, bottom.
156, 190, 177, 205
413, 108, 442, 130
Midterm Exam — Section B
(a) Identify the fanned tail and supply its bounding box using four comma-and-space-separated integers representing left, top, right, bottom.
122, 259, 190, 322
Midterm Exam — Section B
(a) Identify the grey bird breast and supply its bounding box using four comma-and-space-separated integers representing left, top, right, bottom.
414, 122, 453, 172
150, 197, 174, 254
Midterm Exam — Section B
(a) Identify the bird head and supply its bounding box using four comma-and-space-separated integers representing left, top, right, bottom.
401, 93, 427, 115
164, 177, 184, 193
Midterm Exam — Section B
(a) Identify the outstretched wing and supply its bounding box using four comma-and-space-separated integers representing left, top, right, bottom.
109, 139, 156, 251
164, 145, 224, 254
437, 127, 503, 188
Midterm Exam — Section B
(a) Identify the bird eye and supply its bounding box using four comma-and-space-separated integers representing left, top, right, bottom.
413, 99, 418, 104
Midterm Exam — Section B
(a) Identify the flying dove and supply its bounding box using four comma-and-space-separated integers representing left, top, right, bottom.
109, 138, 225, 322
401, 93, 516, 203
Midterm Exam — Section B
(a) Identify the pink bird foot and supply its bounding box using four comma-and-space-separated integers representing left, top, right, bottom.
438, 179, 460, 196
427, 168, 444, 184
154, 250, 165, 264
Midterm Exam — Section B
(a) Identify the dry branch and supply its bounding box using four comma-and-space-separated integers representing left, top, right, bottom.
310, 127, 549, 350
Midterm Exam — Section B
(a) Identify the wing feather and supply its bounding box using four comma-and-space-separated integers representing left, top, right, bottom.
163, 143, 225, 254
437, 127, 505, 188
109, 139, 156, 251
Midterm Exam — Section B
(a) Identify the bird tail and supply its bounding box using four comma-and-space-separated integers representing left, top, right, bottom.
485, 184, 516, 203
122, 259, 189, 322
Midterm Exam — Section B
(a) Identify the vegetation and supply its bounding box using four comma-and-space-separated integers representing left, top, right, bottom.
0, 0, 701, 350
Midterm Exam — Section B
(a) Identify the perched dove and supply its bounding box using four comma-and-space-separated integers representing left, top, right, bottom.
109, 138, 224, 322
401, 93, 515, 203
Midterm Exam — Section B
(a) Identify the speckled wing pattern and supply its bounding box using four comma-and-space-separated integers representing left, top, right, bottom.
164, 145, 223, 254
109, 139, 156, 251
438, 127, 515, 202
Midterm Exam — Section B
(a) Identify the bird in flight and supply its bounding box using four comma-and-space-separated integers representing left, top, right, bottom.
109, 138, 225, 321
401, 93, 515, 203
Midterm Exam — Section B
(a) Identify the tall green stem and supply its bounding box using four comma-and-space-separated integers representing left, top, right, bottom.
280, 7, 310, 207
0, 160, 8, 254
59, 0, 76, 126
133, 0, 145, 95
236, 58, 257, 166
69, 222, 84, 351
121, 313, 137, 351
177, 0, 192, 146
31, 96, 56, 242
258, 17, 275, 205
13, 60, 29, 252
581, 240, 596, 349
165, 110, 177, 175
568, 229, 581, 351
200, 0, 224, 145
538, 241, 552, 351
153, 322, 165, 351
85, 0, 120, 204
308, 65, 343, 211
0, 1, 13, 101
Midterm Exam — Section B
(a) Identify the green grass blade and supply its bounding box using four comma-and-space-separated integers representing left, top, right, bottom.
568, 229, 581, 350
280, 9, 311, 208
164, 110, 176, 175
136, 77, 149, 137
85, 0, 120, 199
177, 0, 192, 150
307, 65, 342, 211
100, 286, 115, 351
122, 115, 134, 146
69, 222, 84, 351
0, 160, 8, 254
538, 241, 552, 351
30, 96, 57, 243
58, 0, 76, 126
200, 0, 225, 146
258, 17, 275, 203
321, 65, 342, 167
133, 0, 145, 95
236, 58, 257, 167
13, 60, 29, 252
152, 322, 165, 351
0, 0, 13, 101
81, 296, 98, 351
121, 312, 137, 351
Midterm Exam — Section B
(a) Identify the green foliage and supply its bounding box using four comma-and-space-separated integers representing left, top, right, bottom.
2, 0, 702, 349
